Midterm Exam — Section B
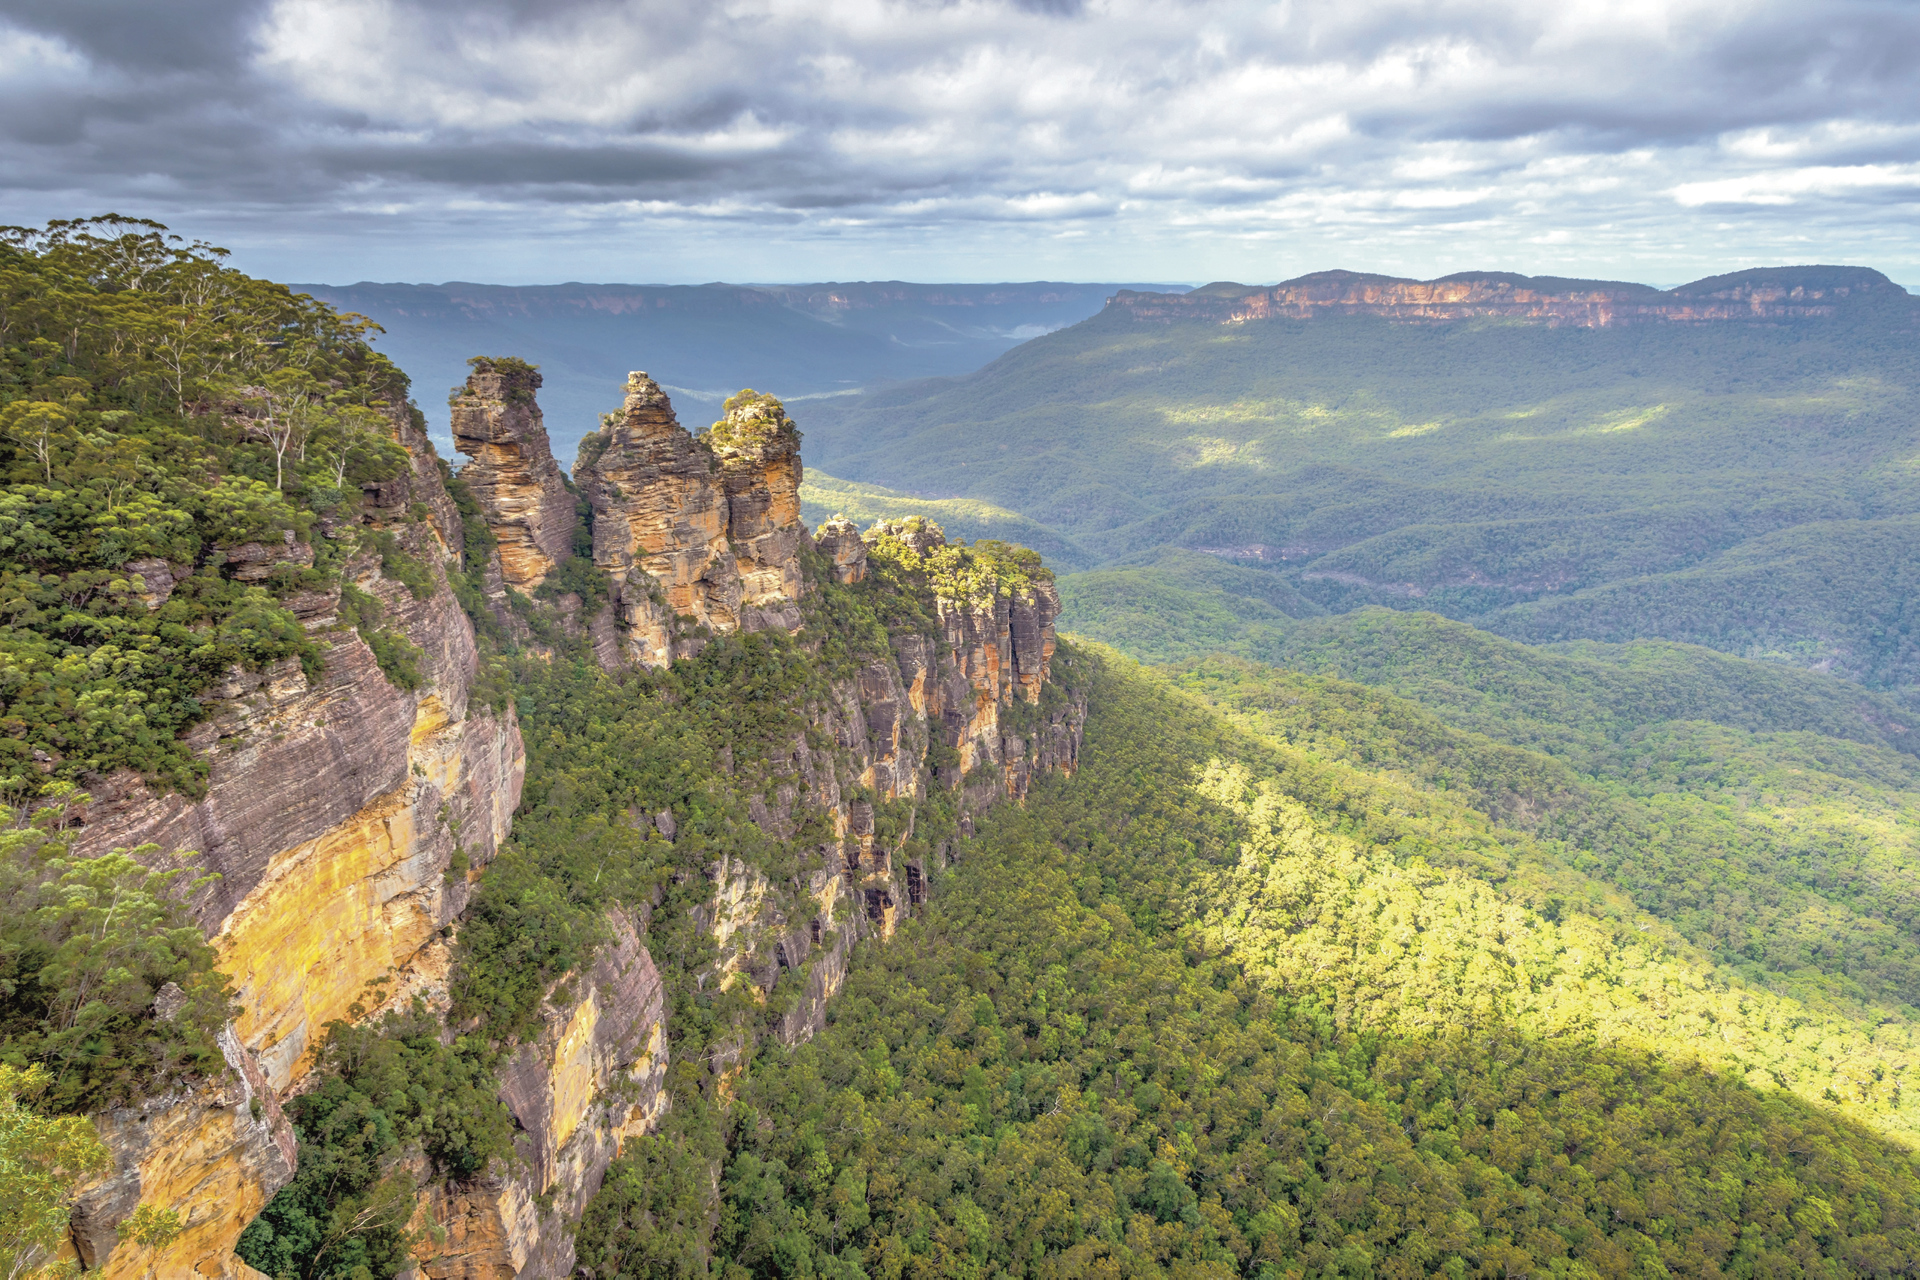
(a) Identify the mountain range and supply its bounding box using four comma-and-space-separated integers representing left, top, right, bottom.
794, 265, 1920, 704
294, 279, 1180, 459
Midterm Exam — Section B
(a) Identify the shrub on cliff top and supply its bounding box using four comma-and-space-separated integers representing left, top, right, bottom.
865, 519, 1052, 610
705, 388, 799, 453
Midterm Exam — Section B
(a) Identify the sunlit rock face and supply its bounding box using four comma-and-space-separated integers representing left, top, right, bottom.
450, 359, 577, 594
66, 1028, 294, 1280
573, 374, 807, 667
64, 407, 526, 1280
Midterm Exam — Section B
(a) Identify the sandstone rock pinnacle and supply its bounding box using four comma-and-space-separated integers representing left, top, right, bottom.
574, 373, 807, 666
450, 357, 577, 592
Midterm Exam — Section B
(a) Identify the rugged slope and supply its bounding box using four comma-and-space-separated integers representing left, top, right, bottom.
61, 402, 526, 1280
702, 647, 1920, 1277
796, 265, 1920, 699
220, 370, 1085, 1280
0, 219, 1087, 1280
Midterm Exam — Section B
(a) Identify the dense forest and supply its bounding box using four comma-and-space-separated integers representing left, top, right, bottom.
8, 218, 1920, 1280
608, 649, 1920, 1278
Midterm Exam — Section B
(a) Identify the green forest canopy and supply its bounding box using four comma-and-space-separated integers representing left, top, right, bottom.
596, 648, 1920, 1279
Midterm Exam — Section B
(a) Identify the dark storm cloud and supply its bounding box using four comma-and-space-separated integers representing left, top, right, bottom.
2, 0, 1917, 281
0, 0, 264, 73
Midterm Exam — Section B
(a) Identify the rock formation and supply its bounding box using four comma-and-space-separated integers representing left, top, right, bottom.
450, 359, 577, 594
55, 364, 1083, 1280
709, 391, 805, 632
813, 515, 867, 584
1110, 266, 1917, 329
573, 374, 806, 667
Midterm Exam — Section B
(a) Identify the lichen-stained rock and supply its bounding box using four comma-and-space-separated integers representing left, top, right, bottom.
708, 391, 806, 632
66, 1028, 295, 1279
450, 358, 576, 593
574, 375, 812, 668
574, 372, 742, 666
414, 910, 668, 1280
812, 515, 867, 584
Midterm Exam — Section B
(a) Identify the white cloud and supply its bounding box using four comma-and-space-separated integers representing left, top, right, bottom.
1672, 164, 1920, 206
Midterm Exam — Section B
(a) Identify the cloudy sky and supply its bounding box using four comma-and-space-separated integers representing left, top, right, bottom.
3, 0, 1917, 285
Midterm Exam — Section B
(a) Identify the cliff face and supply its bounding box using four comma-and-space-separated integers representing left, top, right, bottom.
59, 360, 1081, 1280
710, 393, 806, 633
1111, 266, 1916, 328
450, 360, 577, 594
701, 517, 1083, 1050
411, 910, 667, 1280
573, 374, 805, 667
65, 409, 526, 1279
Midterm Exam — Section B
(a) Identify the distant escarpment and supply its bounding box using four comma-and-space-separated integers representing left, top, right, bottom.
1111, 265, 1918, 328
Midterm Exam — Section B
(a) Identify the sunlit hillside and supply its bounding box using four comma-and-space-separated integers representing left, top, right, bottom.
799, 269, 1920, 699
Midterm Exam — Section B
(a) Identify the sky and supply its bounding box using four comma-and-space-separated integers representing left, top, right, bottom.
2, 0, 1918, 287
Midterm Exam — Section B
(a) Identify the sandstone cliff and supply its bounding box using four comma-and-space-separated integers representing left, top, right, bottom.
1111, 266, 1918, 328
708, 391, 805, 633
573, 375, 806, 667
58, 363, 1082, 1280
450, 359, 577, 595
409, 910, 667, 1280
64, 408, 527, 1280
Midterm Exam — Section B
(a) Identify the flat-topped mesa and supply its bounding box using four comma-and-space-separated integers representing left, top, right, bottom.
450, 358, 577, 593
1110, 266, 1917, 329
707, 390, 806, 632
574, 373, 807, 667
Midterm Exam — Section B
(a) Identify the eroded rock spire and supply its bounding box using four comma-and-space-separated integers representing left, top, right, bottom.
449, 357, 577, 594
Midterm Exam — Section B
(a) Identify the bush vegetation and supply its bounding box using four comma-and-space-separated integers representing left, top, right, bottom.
685, 649, 1920, 1279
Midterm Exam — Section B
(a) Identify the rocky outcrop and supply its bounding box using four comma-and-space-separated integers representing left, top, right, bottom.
813, 516, 867, 584
64, 1028, 292, 1280
573, 374, 806, 667
710, 392, 806, 632
450, 359, 577, 594
66, 409, 526, 1278
696, 516, 1084, 1048
860, 520, 1070, 790
412, 910, 668, 1280
1111, 266, 1917, 329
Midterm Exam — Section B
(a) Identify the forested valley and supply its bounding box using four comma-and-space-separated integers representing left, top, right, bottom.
5, 217, 1920, 1280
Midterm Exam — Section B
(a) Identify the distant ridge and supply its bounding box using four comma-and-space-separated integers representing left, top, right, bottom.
1108, 266, 1916, 327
